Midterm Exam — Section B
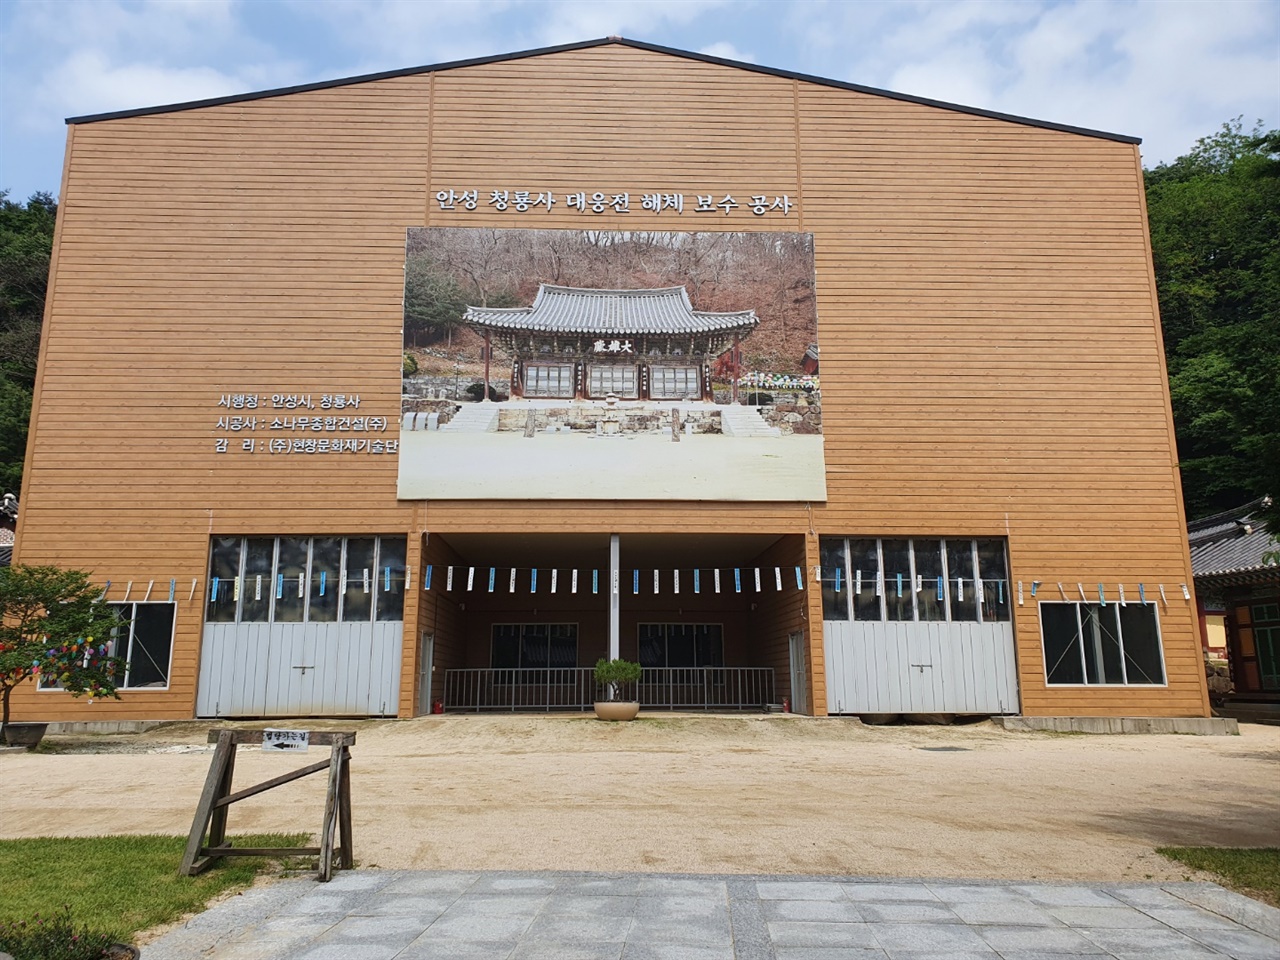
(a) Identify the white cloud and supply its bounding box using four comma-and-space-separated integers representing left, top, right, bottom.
698, 41, 755, 63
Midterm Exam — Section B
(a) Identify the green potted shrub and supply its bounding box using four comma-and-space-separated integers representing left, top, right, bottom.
0, 565, 125, 749
593, 657, 642, 721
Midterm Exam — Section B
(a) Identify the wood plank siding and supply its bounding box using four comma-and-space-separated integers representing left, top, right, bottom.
13, 42, 1208, 721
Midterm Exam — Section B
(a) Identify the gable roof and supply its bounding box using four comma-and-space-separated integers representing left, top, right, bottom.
465, 285, 758, 337
1188, 497, 1279, 582
65, 37, 1140, 145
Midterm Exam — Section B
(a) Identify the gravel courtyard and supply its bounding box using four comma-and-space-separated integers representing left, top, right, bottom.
3, 715, 1277, 883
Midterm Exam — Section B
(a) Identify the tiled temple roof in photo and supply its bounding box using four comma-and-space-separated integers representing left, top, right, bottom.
1188, 496, 1278, 582
464, 285, 759, 338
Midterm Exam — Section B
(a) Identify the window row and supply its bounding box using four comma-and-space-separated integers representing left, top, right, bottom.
41, 601, 175, 691
206, 536, 407, 624
488, 622, 725, 670
1040, 602, 1165, 686
820, 538, 1010, 624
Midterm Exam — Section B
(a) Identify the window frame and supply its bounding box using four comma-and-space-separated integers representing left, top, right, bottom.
205, 535, 407, 625
39, 600, 176, 693
637, 623, 725, 668
1037, 600, 1167, 687
819, 537, 1009, 625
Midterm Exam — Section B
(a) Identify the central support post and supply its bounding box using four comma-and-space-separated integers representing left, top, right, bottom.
609, 533, 620, 660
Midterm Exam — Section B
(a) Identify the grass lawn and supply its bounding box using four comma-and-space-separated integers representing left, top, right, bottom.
1158, 847, 1280, 908
0, 834, 310, 945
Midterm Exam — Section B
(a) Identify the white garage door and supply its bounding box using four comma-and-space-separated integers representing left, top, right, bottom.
824, 620, 1018, 715
197, 622, 402, 717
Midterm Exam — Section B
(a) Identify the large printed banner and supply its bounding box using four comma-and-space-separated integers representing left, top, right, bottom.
397, 228, 825, 501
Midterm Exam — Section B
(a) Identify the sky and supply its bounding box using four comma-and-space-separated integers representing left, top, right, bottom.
1, 0, 1277, 202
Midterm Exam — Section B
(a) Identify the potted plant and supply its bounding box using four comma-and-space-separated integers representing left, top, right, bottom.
593, 657, 642, 721
0, 565, 126, 749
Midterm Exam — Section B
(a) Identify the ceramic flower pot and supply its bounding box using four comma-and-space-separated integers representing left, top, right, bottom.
2, 722, 49, 749
593, 701, 639, 721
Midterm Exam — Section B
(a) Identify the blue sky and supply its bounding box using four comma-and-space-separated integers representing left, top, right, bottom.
1, 0, 1276, 202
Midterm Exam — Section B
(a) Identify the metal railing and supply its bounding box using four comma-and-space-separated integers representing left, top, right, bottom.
443, 667, 774, 712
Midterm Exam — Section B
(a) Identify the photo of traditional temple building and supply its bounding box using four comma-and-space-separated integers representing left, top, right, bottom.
464, 284, 757, 403
398, 227, 826, 502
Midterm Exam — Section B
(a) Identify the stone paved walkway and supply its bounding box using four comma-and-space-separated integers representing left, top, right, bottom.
144, 871, 1280, 960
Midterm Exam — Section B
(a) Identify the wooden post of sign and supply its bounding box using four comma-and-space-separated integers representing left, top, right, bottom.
179, 729, 356, 881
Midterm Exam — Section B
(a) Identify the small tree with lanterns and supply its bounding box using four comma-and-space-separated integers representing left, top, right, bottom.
0, 565, 125, 739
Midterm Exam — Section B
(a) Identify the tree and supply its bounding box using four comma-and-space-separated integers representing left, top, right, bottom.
0, 565, 125, 736
0, 191, 57, 496
1146, 120, 1280, 533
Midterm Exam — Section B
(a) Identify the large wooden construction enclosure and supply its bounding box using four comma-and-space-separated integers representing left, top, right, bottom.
14, 38, 1208, 722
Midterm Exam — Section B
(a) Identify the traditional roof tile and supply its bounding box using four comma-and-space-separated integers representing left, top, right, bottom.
465, 285, 757, 338
1188, 497, 1278, 580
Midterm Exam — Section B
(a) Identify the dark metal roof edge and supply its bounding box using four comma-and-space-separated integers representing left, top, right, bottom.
65, 37, 616, 124
616, 38, 1140, 145
65, 37, 1141, 145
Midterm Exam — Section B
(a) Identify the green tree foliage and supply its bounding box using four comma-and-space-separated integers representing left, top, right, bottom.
0, 565, 125, 734
1146, 120, 1280, 533
0, 191, 57, 496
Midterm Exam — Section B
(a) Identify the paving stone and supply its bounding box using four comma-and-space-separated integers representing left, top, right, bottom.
1166, 883, 1280, 940
293, 944, 405, 960
878, 951, 999, 960
396, 939, 517, 960
379, 872, 481, 896
353, 893, 456, 917
1138, 906, 1248, 931
757, 880, 847, 900
842, 883, 940, 902
928, 884, 1035, 904
856, 901, 960, 923
541, 894, 638, 917
619, 946, 735, 960
1047, 906, 1165, 929
627, 914, 734, 944
635, 877, 727, 897
772, 949, 888, 960
193, 942, 289, 960
321, 871, 399, 892
725, 876, 772, 960
761, 899, 867, 922
974, 924, 1102, 953
992, 952, 1110, 960
313, 913, 431, 942
568, 876, 647, 896
523, 913, 633, 942
634, 896, 730, 920
471, 874, 563, 894
869, 922, 993, 952
1177, 925, 1280, 960
438, 894, 547, 918
1077, 926, 1223, 954
948, 901, 1060, 926
415, 913, 536, 940
767, 920, 880, 948
510, 942, 625, 960
1105, 885, 1192, 909
1012, 885, 1126, 907
1112, 947, 1233, 960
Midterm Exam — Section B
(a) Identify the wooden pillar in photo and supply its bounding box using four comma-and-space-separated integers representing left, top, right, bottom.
511, 359, 523, 399
574, 360, 586, 400
731, 333, 741, 404
482, 330, 492, 401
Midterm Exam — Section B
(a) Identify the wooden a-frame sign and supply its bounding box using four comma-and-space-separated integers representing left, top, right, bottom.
180, 729, 355, 882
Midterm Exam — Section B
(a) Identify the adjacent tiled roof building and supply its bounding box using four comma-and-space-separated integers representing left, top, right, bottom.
1188, 497, 1278, 584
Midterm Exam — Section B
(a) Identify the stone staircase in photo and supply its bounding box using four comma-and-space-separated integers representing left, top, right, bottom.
719, 404, 782, 438
440, 403, 500, 433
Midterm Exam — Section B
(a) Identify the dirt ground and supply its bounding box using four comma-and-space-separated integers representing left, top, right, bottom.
3, 715, 1277, 883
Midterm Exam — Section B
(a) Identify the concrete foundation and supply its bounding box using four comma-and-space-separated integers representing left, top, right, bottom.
996, 716, 1238, 736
